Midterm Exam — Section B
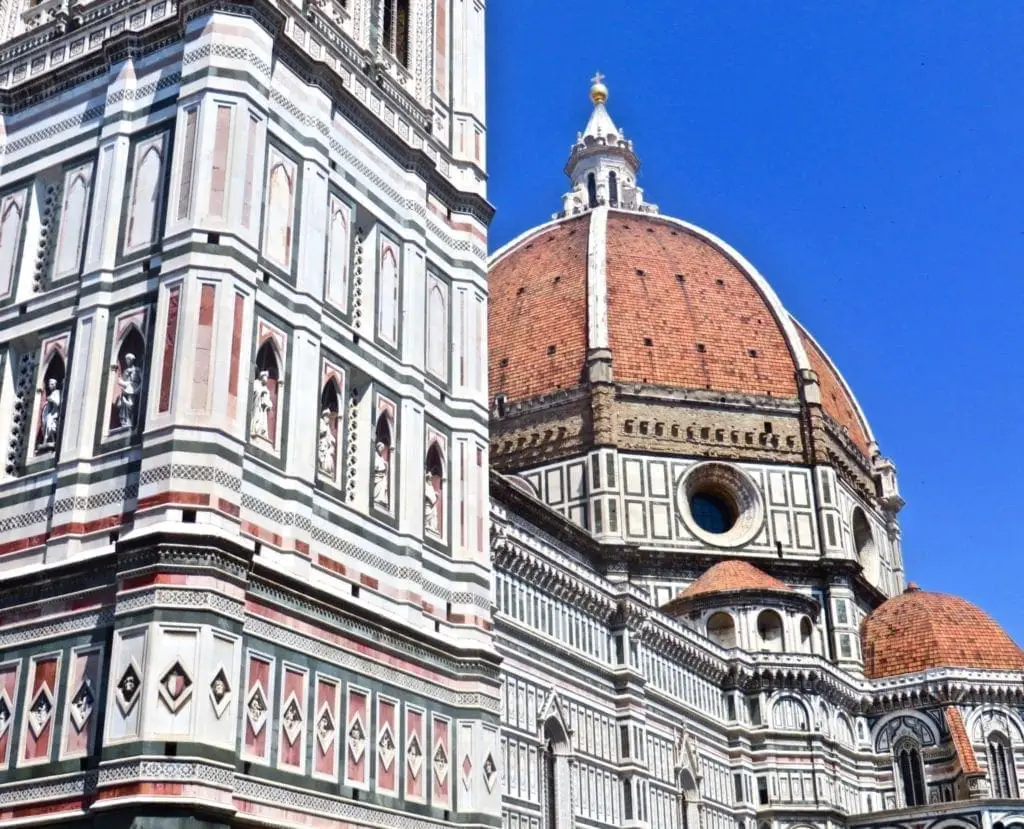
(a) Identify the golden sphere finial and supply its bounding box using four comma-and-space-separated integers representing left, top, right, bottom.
589, 72, 608, 105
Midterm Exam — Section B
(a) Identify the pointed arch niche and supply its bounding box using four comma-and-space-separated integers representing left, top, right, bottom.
325, 194, 352, 311
0, 189, 27, 300
250, 325, 286, 450
54, 163, 93, 281
105, 309, 149, 437
317, 360, 345, 486
372, 396, 397, 514
125, 133, 167, 253
262, 147, 297, 271
31, 335, 69, 456
425, 272, 449, 382
537, 692, 574, 829
423, 432, 446, 541
377, 234, 400, 348
674, 731, 701, 829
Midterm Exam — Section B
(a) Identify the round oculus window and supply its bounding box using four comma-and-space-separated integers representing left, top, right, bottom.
689, 491, 737, 534
677, 462, 764, 548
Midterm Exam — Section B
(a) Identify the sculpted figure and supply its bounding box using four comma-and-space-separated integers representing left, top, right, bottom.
39, 378, 61, 448
251, 370, 273, 441
424, 472, 438, 534
318, 409, 336, 476
116, 353, 142, 430
373, 441, 389, 507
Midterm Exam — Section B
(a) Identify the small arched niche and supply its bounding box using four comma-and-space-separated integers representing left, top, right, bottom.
853, 507, 880, 584
109, 326, 146, 432
799, 616, 814, 653
424, 441, 445, 538
757, 609, 784, 653
706, 611, 737, 649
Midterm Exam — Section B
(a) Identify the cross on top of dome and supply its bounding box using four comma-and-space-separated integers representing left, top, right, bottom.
558, 74, 658, 219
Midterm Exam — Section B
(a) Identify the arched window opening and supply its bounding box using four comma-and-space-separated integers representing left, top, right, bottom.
250, 341, 281, 445
110, 327, 146, 432
608, 171, 619, 207
587, 173, 598, 208
36, 353, 66, 451
895, 739, 926, 807
127, 145, 162, 249
424, 442, 444, 537
988, 732, 1019, 798
853, 507, 880, 583
799, 617, 814, 653
757, 609, 784, 653
317, 380, 341, 479
542, 718, 571, 829
706, 612, 736, 649
373, 413, 394, 510
383, 0, 410, 67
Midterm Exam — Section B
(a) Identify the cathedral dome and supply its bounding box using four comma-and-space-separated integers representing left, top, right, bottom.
679, 559, 793, 600
489, 208, 873, 455
861, 585, 1024, 679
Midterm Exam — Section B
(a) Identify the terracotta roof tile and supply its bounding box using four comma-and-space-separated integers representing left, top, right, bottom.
679, 560, 793, 599
944, 706, 983, 776
797, 324, 871, 455
861, 586, 1024, 679
489, 215, 591, 403
605, 217, 798, 397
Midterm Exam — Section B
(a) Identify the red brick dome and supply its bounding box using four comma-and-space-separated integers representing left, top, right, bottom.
861, 585, 1024, 679
488, 210, 872, 454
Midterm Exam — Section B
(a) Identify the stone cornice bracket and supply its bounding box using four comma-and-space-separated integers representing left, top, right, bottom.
493, 535, 617, 623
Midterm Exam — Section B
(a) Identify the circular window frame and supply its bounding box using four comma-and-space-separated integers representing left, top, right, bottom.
676, 462, 764, 548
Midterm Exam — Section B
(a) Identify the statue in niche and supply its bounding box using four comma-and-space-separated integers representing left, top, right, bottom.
318, 409, 336, 476
424, 471, 438, 534
115, 353, 142, 430
251, 370, 273, 441
39, 378, 61, 448
372, 441, 390, 507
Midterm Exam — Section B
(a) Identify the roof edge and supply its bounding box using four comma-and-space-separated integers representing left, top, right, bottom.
791, 316, 877, 447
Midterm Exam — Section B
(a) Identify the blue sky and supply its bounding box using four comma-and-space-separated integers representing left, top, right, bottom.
486, 2, 1024, 642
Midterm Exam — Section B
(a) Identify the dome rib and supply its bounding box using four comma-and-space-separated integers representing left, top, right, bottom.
861, 587, 1024, 679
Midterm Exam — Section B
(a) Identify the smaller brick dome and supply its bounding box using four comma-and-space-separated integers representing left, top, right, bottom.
861, 585, 1024, 679
681, 560, 793, 600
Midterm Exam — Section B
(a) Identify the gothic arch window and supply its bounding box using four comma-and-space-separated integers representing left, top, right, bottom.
587, 173, 598, 209
317, 378, 342, 481
109, 326, 146, 432
35, 351, 65, 452
756, 609, 784, 653
373, 410, 395, 511
325, 196, 351, 309
706, 612, 736, 648
250, 340, 282, 446
424, 441, 444, 538
608, 171, 619, 207
377, 240, 400, 347
0, 194, 24, 296
894, 738, 926, 807
382, 0, 410, 67
988, 732, 1019, 798
126, 141, 164, 251
542, 717, 572, 829
265, 160, 295, 268
425, 277, 448, 380
853, 507, 880, 583
55, 168, 91, 279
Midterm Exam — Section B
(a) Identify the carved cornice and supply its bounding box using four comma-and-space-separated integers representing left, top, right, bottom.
491, 533, 617, 624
